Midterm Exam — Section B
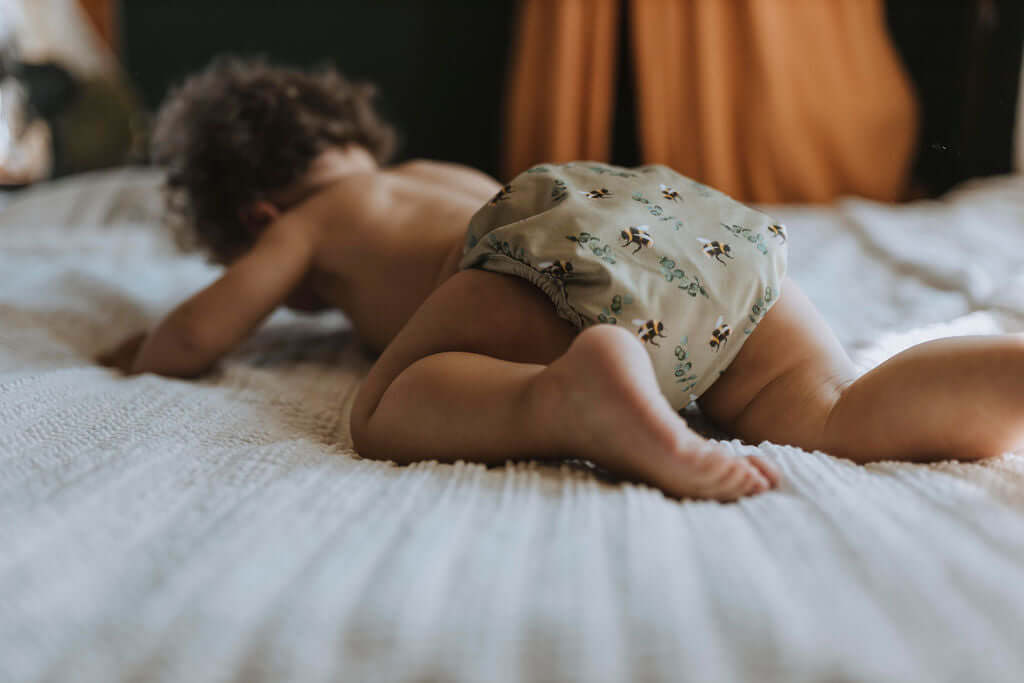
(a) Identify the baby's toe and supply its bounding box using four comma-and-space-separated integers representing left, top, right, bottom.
710, 457, 768, 501
737, 463, 769, 497
745, 455, 781, 489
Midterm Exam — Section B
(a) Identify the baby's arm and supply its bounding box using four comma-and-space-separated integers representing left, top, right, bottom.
130, 213, 319, 377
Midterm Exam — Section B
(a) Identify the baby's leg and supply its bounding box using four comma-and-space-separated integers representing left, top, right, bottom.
822, 335, 1024, 461
350, 270, 779, 501
701, 278, 1024, 463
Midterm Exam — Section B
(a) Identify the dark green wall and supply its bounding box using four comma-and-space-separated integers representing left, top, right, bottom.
122, 0, 517, 178
886, 0, 1023, 195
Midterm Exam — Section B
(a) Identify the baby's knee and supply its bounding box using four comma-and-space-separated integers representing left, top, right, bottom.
348, 390, 373, 456
575, 322, 641, 349
349, 379, 391, 458
569, 323, 651, 366
348, 396, 405, 464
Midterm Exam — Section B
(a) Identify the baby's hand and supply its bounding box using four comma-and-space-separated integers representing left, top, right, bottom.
97, 332, 148, 374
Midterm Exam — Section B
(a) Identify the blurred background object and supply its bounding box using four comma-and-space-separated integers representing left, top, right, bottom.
0, 0, 145, 186
3, 0, 1022, 201
1018, 36, 1024, 173
0, 3, 51, 186
0, 30, 53, 186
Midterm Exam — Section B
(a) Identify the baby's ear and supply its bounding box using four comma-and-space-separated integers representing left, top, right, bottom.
239, 201, 280, 234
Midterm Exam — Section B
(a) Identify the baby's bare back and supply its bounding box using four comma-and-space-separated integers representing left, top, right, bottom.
303, 160, 502, 351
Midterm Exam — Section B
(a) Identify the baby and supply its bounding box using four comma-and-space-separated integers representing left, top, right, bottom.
103, 58, 1024, 501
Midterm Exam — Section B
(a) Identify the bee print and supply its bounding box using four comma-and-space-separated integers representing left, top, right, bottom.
579, 188, 612, 199
697, 238, 734, 265
659, 184, 682, 201
551, 179, 568, 202
767, 223, 787, 243
633, 319, 668, 347
538, 260, 574, 279
620, 225, 653, 254
709, 316, 731, 352
489, 184, 513, 206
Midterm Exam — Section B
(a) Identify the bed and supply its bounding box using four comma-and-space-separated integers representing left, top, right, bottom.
2, 167, 1024, 682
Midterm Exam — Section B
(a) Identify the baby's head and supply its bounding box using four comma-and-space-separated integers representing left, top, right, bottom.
151, 56, 397, 263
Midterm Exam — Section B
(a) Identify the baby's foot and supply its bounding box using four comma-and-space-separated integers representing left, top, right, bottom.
536, 324, 779, 501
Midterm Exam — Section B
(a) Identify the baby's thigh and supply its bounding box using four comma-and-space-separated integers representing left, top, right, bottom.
353, 270, 577, 422
697, 278, 858, 450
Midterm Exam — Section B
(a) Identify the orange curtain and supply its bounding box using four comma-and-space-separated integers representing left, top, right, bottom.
503, 0, 919, 203
78, 0, 117, 51
502, 0, 622, 180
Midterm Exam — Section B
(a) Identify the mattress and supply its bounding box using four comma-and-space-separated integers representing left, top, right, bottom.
2, 167, 1024, 682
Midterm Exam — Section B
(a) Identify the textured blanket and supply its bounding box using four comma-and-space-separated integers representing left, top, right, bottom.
2, 169, 1024, 683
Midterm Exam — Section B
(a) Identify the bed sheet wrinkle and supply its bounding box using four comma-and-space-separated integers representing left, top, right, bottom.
3, 168, 1024, 682
837, 175, 1024, 315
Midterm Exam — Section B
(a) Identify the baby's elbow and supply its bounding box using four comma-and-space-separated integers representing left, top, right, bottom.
176, 321, 221, 359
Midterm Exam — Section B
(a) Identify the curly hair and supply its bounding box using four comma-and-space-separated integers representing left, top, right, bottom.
151, 56, 397, 262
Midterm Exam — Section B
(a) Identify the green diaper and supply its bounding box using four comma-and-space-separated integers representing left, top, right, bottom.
458, 161, 788, 411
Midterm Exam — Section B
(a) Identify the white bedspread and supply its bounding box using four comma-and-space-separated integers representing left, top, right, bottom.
2, 168, 1024, 683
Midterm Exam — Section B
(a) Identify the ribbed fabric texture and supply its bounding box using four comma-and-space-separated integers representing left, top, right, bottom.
2, 169, 1024, 683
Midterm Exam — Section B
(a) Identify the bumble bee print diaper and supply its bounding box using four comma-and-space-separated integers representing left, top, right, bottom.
459, 162, 788, 411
